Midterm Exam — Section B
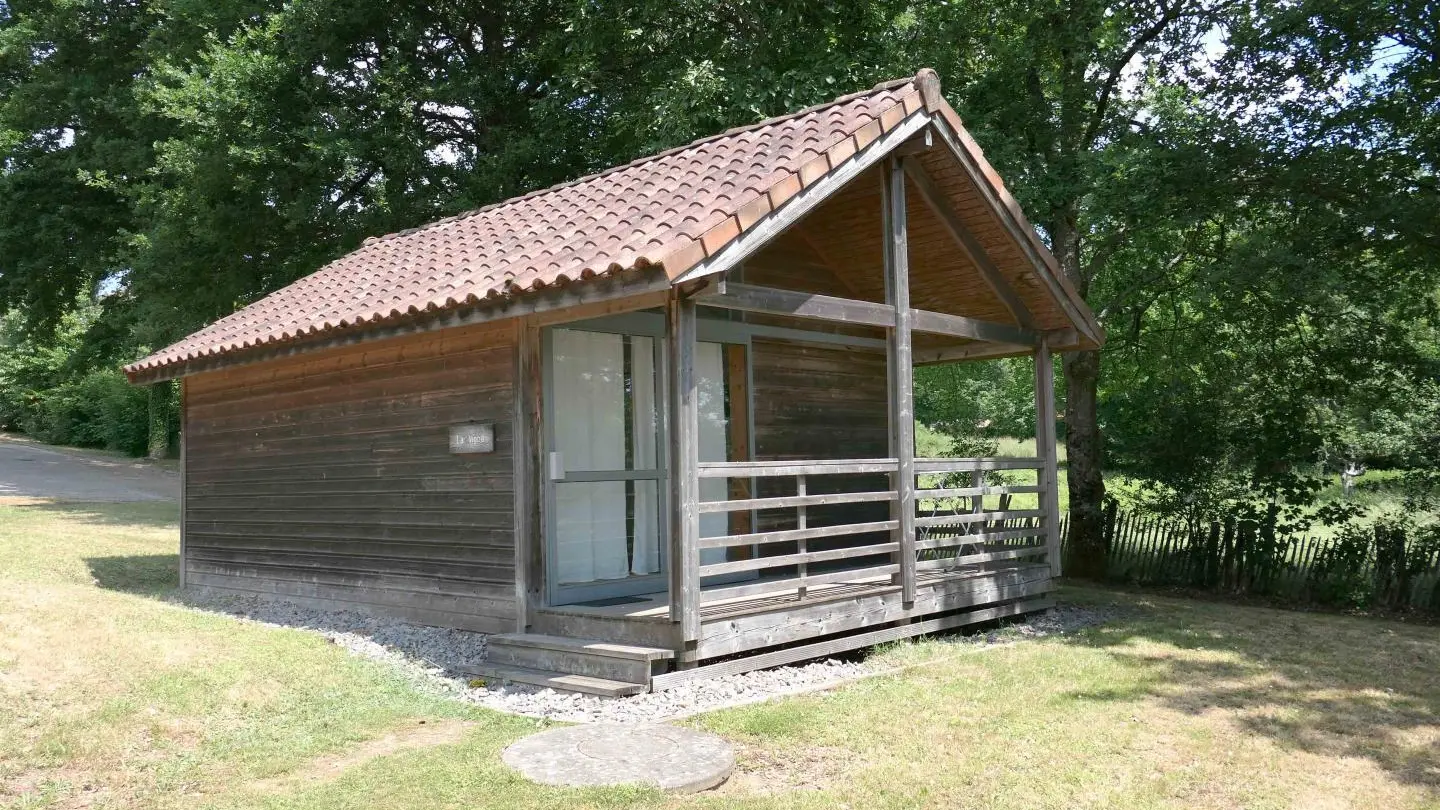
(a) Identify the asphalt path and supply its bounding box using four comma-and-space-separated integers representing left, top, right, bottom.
0, 433, 178, 501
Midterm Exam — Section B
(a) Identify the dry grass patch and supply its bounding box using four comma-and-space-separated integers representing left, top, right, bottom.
4, 496, 1440, 809
712, 742, 856, 797
249, 720, 476, 793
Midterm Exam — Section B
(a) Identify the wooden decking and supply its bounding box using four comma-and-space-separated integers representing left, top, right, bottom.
536, 560, 1052, 662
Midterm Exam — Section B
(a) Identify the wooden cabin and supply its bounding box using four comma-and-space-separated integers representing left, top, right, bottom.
126, 70, 1103, 696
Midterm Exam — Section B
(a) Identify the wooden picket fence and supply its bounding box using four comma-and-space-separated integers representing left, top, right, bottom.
1058, 506, 1440, 612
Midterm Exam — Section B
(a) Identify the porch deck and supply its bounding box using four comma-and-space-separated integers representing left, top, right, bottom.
541, 562, 1048, 626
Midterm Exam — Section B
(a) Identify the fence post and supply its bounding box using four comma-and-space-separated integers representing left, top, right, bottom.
1102, 499, 1119, 555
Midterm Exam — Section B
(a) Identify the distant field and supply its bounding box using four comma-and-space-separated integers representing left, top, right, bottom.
916, 428, 1412, 530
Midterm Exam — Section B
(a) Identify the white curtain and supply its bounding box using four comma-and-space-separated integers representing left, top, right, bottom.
552, 329, 629, 584
630, 337, 660, 575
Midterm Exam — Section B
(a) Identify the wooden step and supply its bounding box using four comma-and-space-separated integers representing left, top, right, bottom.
491, 633, 674, 661
529, 609, 679, 649
486, 633, 672, 684
455, 663, 645, 698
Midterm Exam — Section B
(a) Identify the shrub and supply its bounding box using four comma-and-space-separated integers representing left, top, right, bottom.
19, 369, 151, 455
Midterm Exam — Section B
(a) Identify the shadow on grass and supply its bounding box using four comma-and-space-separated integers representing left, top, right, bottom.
86, 554, 179, 595
21, 499, 179, 530
1057, 591, 1440, 791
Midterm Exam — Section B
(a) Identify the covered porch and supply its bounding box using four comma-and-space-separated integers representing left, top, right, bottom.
499, 112, 1096, 691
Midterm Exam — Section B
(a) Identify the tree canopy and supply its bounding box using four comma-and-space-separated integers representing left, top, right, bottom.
1, 0, 1436, 575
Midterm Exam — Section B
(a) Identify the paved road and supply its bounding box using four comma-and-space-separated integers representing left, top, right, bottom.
0, 434, 178, 501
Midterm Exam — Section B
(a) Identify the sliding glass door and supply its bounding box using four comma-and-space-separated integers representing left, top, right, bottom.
545, 327, 665, 604
543, 315, 755, 606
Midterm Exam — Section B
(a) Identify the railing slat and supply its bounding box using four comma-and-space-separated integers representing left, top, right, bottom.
916, 526, 1045, 549
699, 459, 899, 477
699, 541, 900, 578
916, 544, 1049, 570
915, 509, 1043, 529
698, 519, 898, 550
701, 563, 900, 603
916, 484, 1042, 500
914, 456, 1043, 473
699, 490, 897, 514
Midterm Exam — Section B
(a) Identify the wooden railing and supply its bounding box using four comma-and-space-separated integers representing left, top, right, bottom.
914, 457, 1052, 572
697, 459, 900, 604
692, 456, 1056, 606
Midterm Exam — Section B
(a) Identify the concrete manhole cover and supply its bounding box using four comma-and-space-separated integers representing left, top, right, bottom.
502, 724, 734, 793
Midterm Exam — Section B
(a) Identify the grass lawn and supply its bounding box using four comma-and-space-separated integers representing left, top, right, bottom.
2, 498, 1439, 809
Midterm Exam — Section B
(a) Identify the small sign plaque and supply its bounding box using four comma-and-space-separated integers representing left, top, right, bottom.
449, 423, 495, 454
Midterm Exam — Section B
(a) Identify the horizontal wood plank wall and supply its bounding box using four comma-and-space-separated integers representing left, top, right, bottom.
750, 339, 890, 553
183, 321, 518, 633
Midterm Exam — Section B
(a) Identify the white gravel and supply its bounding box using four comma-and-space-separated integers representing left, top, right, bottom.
180, 593, 1119, 724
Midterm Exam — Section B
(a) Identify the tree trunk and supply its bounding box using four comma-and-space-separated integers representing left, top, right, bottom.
1062, 347, 1107, 579
1048, 207, 1108, 580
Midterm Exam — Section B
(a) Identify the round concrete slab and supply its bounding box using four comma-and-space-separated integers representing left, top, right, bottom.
502, 724, 734, 793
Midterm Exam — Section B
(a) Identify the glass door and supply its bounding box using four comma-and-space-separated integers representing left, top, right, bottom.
544, 327, 666, 605
542, 315, 758, 606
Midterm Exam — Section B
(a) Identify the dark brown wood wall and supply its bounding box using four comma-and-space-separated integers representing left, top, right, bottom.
182, 321, 518, 633
750, 338, 890, 538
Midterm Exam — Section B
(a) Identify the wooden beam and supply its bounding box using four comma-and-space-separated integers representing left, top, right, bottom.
912, 327, 1080, 365
914, 342, 1030, 364
899, 155, 1034, 328
737, 322, 887, 350
701, 563, 900, 602
913, 456, 1042, 473
511, 317, 537, 631
671, 111, 932, 285
700, 519, 899, 550
699, 541, 900, 577
910, 308, 1037, 346
698, 489, 896, 513
178, 379, 188, 590
1034, 340, 1062, 576
703, 282, 895, 328
883, 156, 918, 606
699, 458, 899, 477
667, 291, 702, 642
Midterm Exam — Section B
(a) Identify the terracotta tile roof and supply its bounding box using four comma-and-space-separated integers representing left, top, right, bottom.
127, 72, 937, 378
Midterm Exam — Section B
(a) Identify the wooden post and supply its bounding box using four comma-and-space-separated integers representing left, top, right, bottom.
1034, 341, 1062, 576
512, 317, 537, 631
177, 379, 187, 590
667, 291, 701, 642
883, 157, 917, 605
796, 475, 808, 599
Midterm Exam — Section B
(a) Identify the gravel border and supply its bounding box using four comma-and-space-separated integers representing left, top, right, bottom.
179, 593, 1121, 724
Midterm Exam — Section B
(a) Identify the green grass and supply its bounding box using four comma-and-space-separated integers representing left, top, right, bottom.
3, 496, 1439, 808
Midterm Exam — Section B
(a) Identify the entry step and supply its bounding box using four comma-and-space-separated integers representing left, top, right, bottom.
456, 662, 646, 698
485, 633, 673, 685
491, 633, 675, 661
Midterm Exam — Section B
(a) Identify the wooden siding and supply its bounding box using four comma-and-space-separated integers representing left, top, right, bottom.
182, 320, 518, 633
749, 338, 890, 549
